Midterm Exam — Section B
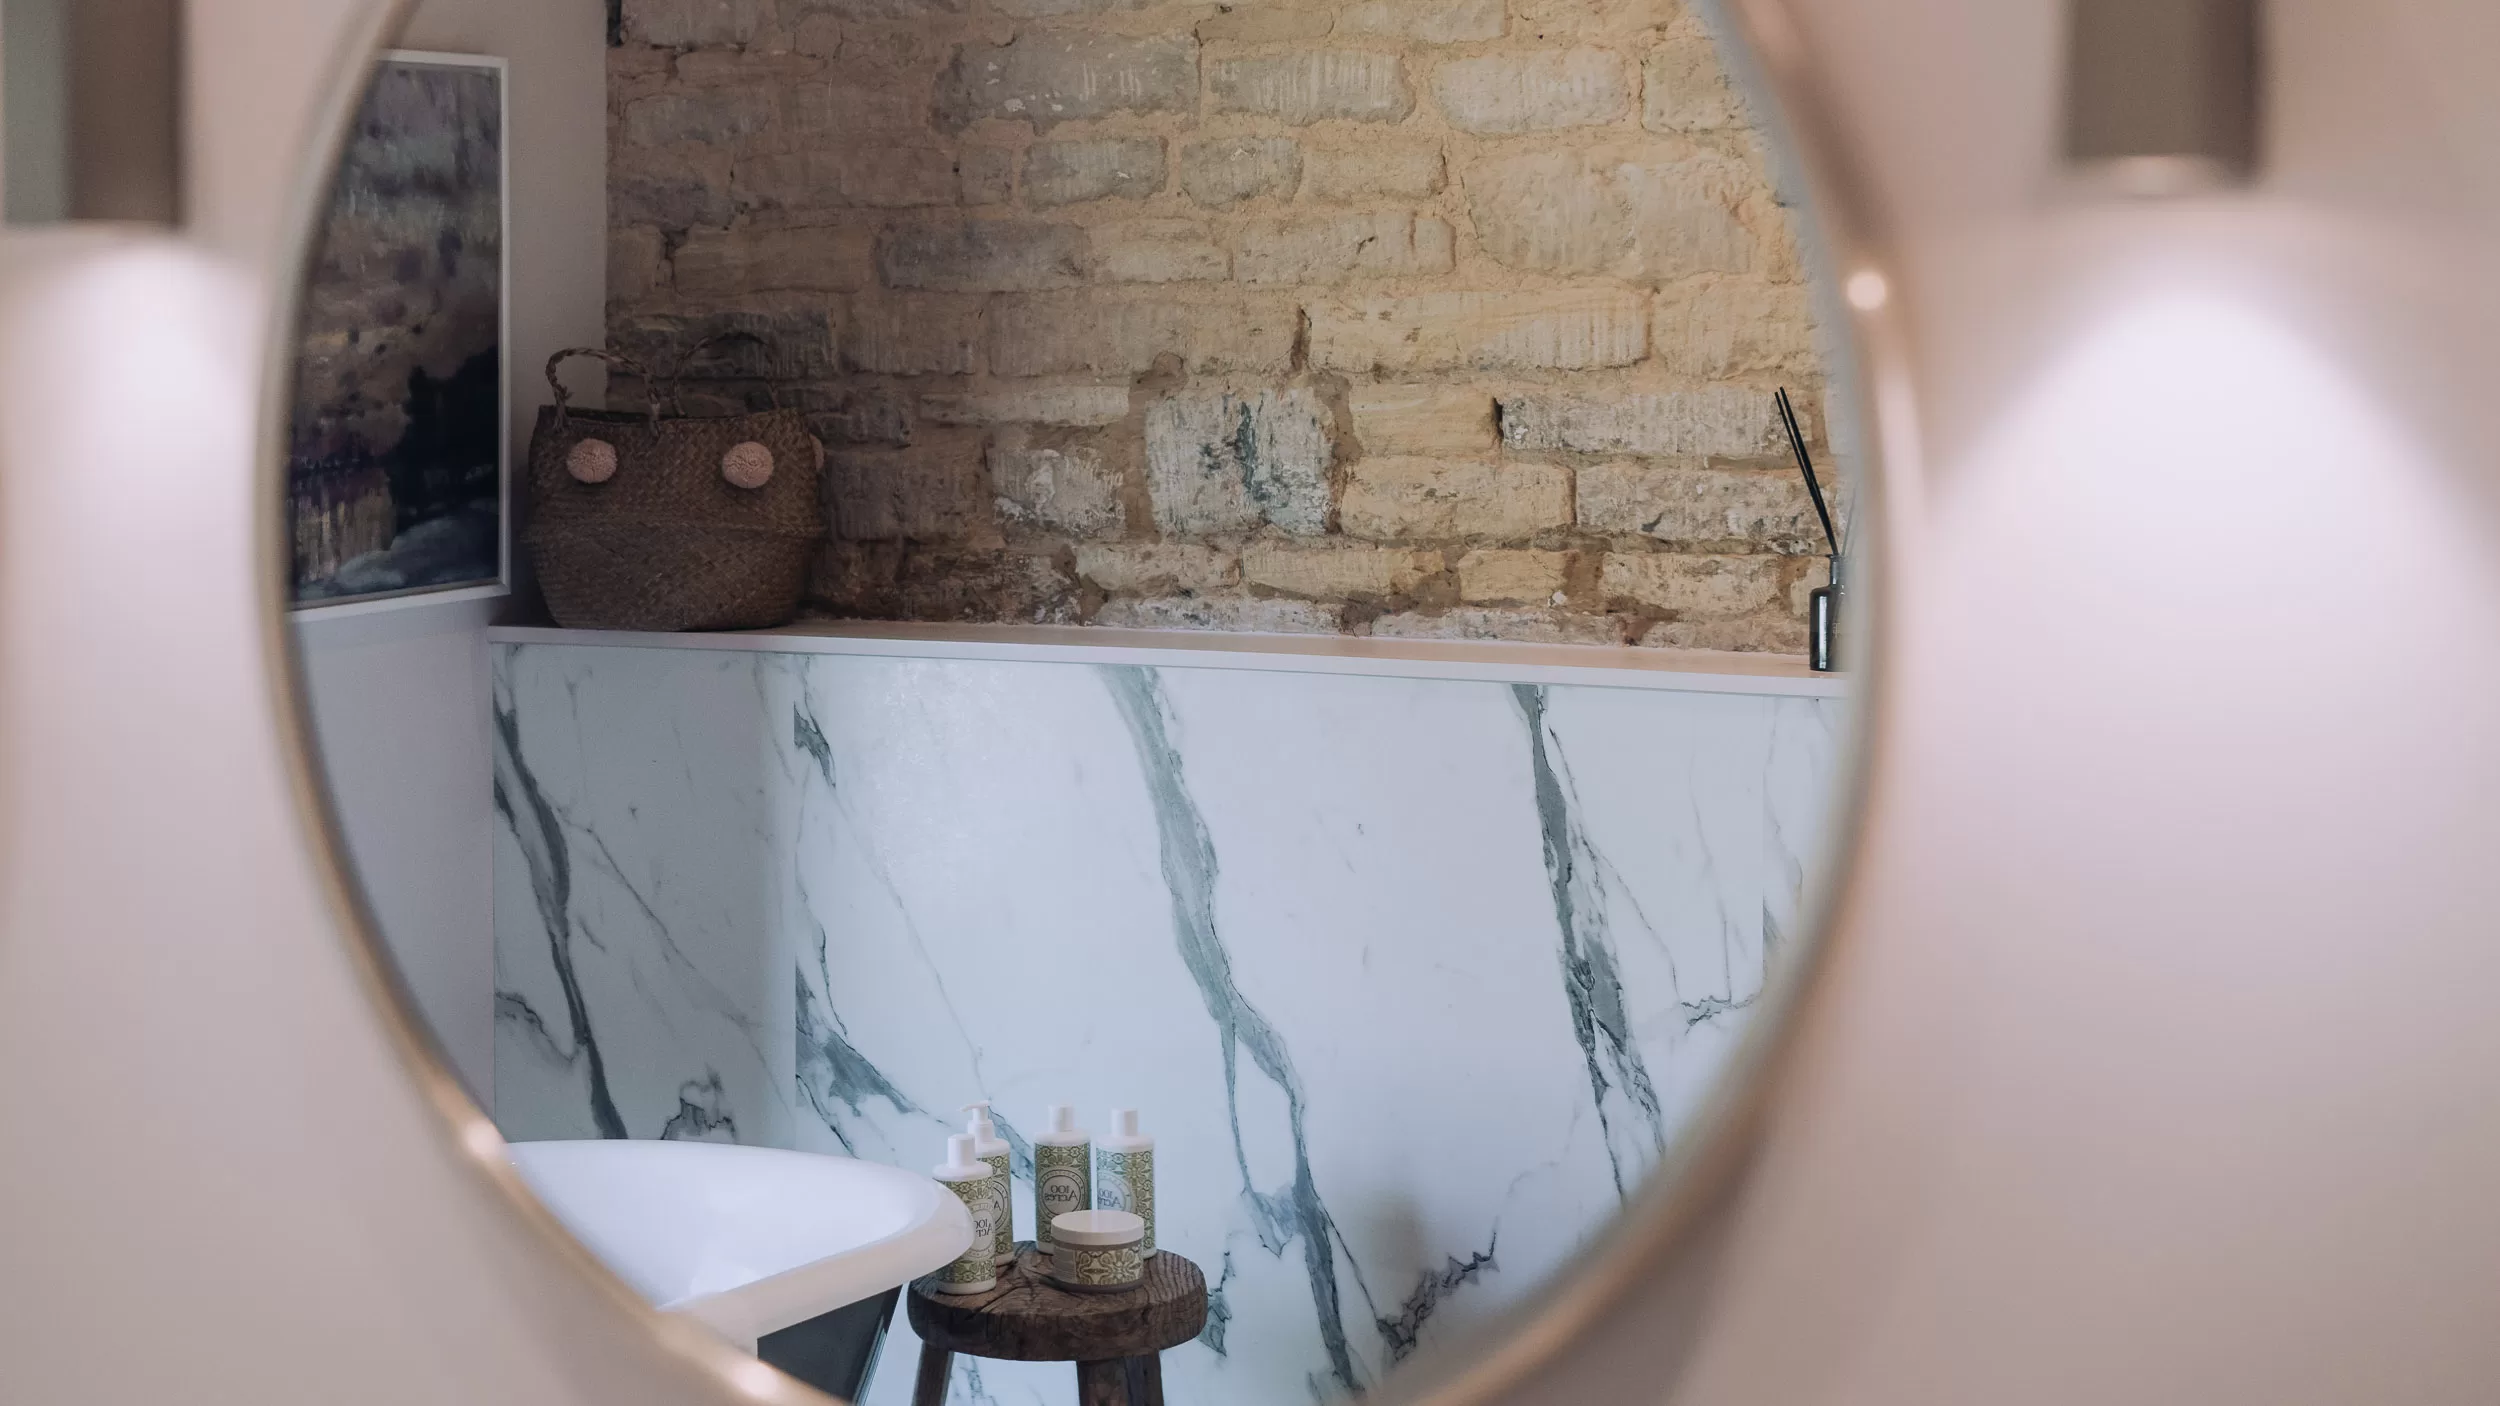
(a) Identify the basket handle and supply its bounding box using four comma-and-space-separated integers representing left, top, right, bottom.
546, 348, 661, 431
664, 330, 789, 414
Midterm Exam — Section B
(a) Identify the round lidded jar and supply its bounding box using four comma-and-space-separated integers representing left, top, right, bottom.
1047, 1210, 1145, 1293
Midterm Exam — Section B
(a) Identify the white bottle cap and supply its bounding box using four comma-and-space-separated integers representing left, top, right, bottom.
1112, 1108, 1139, 1138
937, 1133, 980, 1178
963, 1101, 996, 1138
1049, 1104, 1076, 1134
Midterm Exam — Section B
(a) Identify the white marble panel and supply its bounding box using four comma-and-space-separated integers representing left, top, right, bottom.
490, 642, 1849, 1406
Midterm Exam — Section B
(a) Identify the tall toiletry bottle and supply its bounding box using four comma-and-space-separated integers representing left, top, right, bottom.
1032, 1105, 1092, 1258
932, 1134, 1001, 1295
1095, 1108, 1155, 1259
963, 1102, 1016, 1265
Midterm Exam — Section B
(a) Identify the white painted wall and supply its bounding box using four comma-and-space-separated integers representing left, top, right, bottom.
291, 0, 608, 1103
9, 4, 2500, 1406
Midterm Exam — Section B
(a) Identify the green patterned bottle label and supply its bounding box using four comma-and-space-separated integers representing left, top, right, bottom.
939, 1172, 1005, 1289
983, 1151, 1015, 1263
1095, 1146, 1155, 1256
1034, 1143, 1091, 1252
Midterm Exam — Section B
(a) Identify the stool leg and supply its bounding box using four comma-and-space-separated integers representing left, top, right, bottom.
1127, 1353, 1164, 1406
911, 1345, 953, 1406
1074, 1358, 1129, 1406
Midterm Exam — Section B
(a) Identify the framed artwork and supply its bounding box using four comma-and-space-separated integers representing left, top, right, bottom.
285, 50, 509, 615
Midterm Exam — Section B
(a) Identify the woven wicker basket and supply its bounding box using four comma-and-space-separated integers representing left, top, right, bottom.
524, 346, 824, 632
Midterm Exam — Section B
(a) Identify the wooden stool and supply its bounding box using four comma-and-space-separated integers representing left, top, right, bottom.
906, 1245, 1207, 1406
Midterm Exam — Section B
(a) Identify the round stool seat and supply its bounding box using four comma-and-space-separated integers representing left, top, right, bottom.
906, 1245, 1207, 1406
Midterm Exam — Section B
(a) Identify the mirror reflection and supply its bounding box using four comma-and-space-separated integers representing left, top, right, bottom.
286, 2, 1862, 1403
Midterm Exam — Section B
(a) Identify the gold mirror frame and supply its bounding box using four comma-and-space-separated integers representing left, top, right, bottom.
256, 0, 1917, 1400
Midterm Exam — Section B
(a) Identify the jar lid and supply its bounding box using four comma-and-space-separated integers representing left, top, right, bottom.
1051, 1209, 1144, 1248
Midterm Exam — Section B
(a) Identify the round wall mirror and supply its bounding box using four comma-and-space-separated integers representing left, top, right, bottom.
277, 0, 1881, 1402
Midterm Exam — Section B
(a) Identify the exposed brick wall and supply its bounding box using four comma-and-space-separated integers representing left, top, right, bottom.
606, 0, 1837, 651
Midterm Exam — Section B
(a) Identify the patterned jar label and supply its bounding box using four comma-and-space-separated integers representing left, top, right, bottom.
1053, 1241, 1144, 1291
1034, 1144, 1091, 1252
1095, 1147, 1155, 1256
982, 1151, 1015, 1262
939, 1172, 1005, 1289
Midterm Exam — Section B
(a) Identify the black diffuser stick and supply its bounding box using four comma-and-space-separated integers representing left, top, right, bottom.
1776, 387, 1841, 561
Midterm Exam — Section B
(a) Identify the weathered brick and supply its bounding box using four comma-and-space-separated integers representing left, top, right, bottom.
1653, 278, 1815, 378
1234, 212, 1454, 284
1643, 29, 1746, 132
1091, 219, 1230, 284
623, 0, 767, 48
789, 383, 915, 446
1308, 290, 1647, 372
794, 0, 967, 19
994, 0, 1150, 15
1303, 141, 1444, 202
1456, 549, 1569, 604
877, 220, 1089, 292
827, 443, 995, 542
1601, 551, 1785, 616
1369, 607, 1621, 644
674, 49, 826, 85
1576, 461, 1821, 548
1499, 387, 1786, 457
1208, 52, 1413, 124
1348, 384, 1495, 455
1338, 0, 1504, 43
1466, 147, 1753, 279
1094, 596, 1344, 633
841, 295, 983, 375
934, 34, 1198, 132
1196, 6, 1335, 42
815, 544, 1076, 624
988, 442, 1125, 535
988, 296, 1298, 376
738, 144, 961, 212
793, 12, 843, 56
1023, 138, 1166, 208
1339, 459, 1572, 540
610, 225, 668, 305
610, 143, 734, 230
615, 302, 839, 380
1244, 544, 1441, 598
1638, 614, 1807, 653
1431, 48, 1630, 133
780, 75, 928, 134
621, 91, 774, 149
673, 225, 876, 297
1145, 389, 1334, 536
958, 146, 1017, 205
1508, 0, 1682, 38
1178, 137, 1303, 207
1075, 543, 1241, 593
921, 384, 1130, 426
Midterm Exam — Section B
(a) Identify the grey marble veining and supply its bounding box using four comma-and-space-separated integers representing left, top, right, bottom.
490, 642, 1846, 1406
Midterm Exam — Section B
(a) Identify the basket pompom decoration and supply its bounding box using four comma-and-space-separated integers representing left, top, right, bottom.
523, 341, 825, 632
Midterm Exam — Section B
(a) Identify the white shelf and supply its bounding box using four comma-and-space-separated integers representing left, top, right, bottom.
484, 619, 1852, 699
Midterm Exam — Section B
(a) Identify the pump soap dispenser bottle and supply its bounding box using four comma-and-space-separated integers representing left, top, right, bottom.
963, 1102, 1015, 1265
1095, 1107, 1155, 1258
931, 1133, 1001, 1295
1032, 1105, 1092, 1257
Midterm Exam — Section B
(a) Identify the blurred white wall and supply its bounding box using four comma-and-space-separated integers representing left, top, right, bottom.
3, 2, 2500, 1406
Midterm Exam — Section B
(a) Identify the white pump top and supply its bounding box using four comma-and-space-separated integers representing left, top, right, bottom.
935, 1133, 982, 1179
1049, 1104, 1076, 1135
1112, 1108, 1139, 1139
962, 1101, 1008, 1157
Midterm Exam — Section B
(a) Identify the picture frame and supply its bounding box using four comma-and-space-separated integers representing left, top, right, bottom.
285, 49, 510, 618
